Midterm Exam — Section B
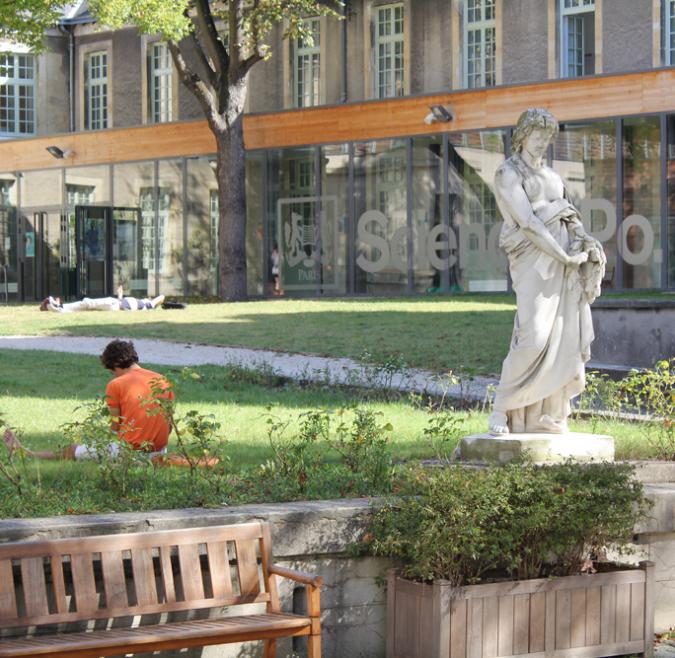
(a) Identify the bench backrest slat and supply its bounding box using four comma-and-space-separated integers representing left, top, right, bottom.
131, 547, 158, 606
159, 546, 176, 604
0, 560, 17, 618
100, 550, 127, 609
177, 543, 205, 600
206, 541, 233, 599
235, 539, 261, 598
0, 522, 280, 629
71, 553, 100, 615
21, 557, 50, 617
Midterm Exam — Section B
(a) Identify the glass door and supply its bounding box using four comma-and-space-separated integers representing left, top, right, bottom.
76, 206, 112, 298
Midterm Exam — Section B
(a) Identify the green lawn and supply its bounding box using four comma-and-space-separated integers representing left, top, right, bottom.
0, 349, 660, 464
0, 349, 664, 517
0, 296, 517, 375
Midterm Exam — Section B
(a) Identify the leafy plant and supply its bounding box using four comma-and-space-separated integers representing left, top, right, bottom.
365, 461, 649, 587
61, 398, 147, 496
331, 408, 394, 491
422, 409, 465, 463
618, 360, 674, 459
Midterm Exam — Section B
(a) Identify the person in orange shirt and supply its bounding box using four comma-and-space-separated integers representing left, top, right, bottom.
3, 339, 174, 460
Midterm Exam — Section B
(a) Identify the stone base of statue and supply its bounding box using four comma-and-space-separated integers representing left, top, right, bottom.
457, 432, 615, 465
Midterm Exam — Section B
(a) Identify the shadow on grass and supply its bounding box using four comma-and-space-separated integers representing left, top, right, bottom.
28, 306, 515, 373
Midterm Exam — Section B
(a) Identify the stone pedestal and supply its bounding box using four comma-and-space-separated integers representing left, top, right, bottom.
458, 432, 615, 465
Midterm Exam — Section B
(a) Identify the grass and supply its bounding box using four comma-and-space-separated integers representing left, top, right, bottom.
0, 349, 661, 463
0, 349, 483, 465
0, 296, 517, 375
0, 348, 665, 517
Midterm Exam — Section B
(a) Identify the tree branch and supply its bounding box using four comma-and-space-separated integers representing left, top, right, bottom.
168, 42, 220, 125
193, 0, 229, 76
186, 29, 219, 90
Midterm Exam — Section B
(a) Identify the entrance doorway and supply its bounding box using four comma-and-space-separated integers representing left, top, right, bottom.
75, 206, 112, 298
17, 209, 62, 302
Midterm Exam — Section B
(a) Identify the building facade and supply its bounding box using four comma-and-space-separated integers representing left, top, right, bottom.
0, 0, 673, 301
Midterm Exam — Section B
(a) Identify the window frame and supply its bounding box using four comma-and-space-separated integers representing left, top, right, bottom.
149, 42, 173, 123
0, 52, 35, 137
462, 0, 497, 89
85, 50, 109, 131
666, 0, 675, 66
560, 0, 595, 78
293, 17, 322, 108
373, 3, 405, 99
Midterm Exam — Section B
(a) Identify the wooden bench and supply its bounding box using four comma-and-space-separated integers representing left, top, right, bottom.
0, 522, 322, 658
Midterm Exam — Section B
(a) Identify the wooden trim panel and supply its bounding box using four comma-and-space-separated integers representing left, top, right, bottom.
1, 69, 674, 173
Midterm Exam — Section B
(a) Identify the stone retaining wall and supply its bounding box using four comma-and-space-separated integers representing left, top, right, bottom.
592, 299, 675, 369
2, 490, 675, 658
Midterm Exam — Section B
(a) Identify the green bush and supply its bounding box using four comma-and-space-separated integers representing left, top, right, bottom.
365, 461, 649, 587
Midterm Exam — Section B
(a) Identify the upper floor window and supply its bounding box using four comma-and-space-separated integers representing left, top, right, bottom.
0, 53, 35, 136
463, 0, 496, 88
149, 43, 173, 123
294, 18, 321, 107
561, 0, 595, 78
666, 0, 675, 65
85, 51, 108, 130
375, 4, 404, 98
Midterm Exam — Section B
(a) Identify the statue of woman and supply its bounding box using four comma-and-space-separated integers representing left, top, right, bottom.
488, 108, 606, 435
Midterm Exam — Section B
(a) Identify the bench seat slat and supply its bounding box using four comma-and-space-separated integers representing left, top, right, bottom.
0, 612, 311, 658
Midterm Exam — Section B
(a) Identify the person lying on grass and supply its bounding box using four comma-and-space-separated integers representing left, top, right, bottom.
39, 286, 165, 313
3, 339, 173, 461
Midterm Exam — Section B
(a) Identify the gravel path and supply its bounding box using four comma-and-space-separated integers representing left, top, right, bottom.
0, 335, 497, 402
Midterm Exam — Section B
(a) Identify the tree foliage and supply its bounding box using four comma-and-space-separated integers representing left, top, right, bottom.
0, 0, 66, 51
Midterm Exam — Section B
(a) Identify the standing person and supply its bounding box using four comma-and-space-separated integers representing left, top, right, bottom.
40, 286, 165, 313
270, 243, 282, 295
3, 339, 174, 459
488, 108, 606, 436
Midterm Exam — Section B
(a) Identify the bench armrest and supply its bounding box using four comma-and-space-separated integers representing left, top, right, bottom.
269, 564, 323, 588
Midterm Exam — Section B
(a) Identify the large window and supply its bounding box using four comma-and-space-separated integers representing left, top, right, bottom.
463, 0, 496, 89
622, 117, 662, 289
561, 0, 595, 78
294, 18, 321, 108
374, 4, 404, 99
149, 43, 173, 123
0, 53, 35, 136
553, 120, 618, 289
85, 51, 108, 130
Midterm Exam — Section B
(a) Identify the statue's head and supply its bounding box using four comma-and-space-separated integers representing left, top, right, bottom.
512, 108, 559, 154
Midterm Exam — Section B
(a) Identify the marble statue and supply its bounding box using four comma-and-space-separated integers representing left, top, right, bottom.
488, 108, 606, 435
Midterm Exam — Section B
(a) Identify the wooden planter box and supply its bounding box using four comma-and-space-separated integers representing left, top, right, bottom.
386, 561, 655, 658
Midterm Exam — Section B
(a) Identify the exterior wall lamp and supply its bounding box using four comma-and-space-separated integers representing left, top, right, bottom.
46, 146, 73, 159
424, 105, 455, 125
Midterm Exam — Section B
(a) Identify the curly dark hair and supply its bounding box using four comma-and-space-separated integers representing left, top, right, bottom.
100, 339, 139, 370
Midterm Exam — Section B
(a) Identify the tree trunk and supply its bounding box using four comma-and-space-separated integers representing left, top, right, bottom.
215, 104, 248, 301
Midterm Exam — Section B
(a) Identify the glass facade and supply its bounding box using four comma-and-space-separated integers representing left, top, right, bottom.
553, 120, 617, 287
2, 112, 675, 302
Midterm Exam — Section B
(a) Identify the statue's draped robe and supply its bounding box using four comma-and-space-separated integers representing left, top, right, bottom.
493, 156, 602, 433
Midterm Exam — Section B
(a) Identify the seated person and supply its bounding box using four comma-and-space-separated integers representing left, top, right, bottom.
4, 339, 174, 460
40, 286, 165, 313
